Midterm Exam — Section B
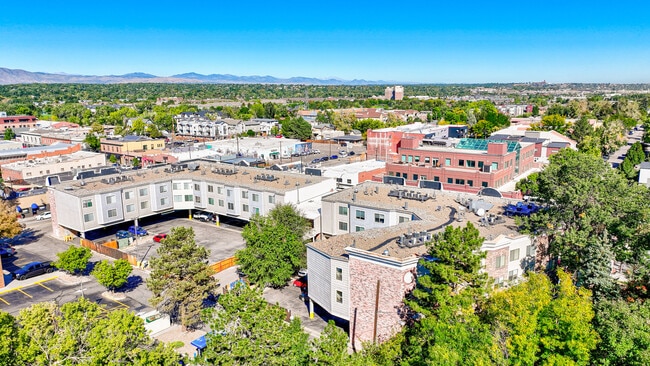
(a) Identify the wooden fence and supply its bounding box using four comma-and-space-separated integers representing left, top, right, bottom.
209, 257, 237, 273
80, 238, 139, 266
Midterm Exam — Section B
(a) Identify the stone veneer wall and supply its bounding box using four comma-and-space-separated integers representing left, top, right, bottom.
48, 189, 66, 239
484, 247, 509, 281
348, 256, 416, 349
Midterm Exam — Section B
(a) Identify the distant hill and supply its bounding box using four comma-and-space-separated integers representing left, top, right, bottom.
0, 67, 390, 85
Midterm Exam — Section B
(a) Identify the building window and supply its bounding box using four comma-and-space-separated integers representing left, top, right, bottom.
338, 221, 348, 231
424, 157, 430, 163
478, 161, 484, 169
339, 206, 348, 215
508, 269, 519, 281
347, 179, 352, 184
467, 180, 474, 187
447, 177, 453, 184
107, 208, 117, 218
193, 184, 199, 191
241, 191, 249, 199
399, 216, 410, 223
82, 200, 92, 208
243, 204, 249, 212
126, 204, 135, 212
510, 249, 520, 262
434, 176, 440, 182
374, 214, 385, 223
254, 207, 260, 214
495, 254, 507, 269
217, 187, 223, 195
414, 156, 420, 163
227, 202, 235, 210
336, 268, 343, 281
526, 245, 536, 257
458, 159, 464, 166
195, 196, 201, 204
269, 195, 275, 204
218, 199, 224, 207
160, 197, 168, 206
208, 185, 214, 193
401, 155, 406, 162
491, 162, 498, 171
445, 158, 451, 166
140, 201, 148, 209
183, 182, 191, 190
252, 193, 259, 202
173, 195, 182, 203
482, 182, 488, 187
83, 213, 94, 222
173, 183, 180, 190
355, 226, 364, 232
336, 290, 343, 303
455, 178, 465, 185
184, 195, 193, 202
395, 172, 401, 177
139, 187, 148, 197
208, 198, 215, 205
159, 185, 168, 193
355, 210, 365, 220
466, 160, 476, 167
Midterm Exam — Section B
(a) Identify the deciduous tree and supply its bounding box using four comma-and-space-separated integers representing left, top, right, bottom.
53, 246, 91, 275
92, 259, 132, 292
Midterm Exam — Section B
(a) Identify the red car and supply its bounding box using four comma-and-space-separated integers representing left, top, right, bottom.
153, 234, 168, 243
293, 277, 307, 289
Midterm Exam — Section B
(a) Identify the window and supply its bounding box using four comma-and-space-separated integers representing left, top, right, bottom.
434, 176, 440, 182
355, 226, 365, 232
432, 158, 439, 167
227, 202, 234, 210
140, 201, 148, 209
407, 155, 413, 163
173, 195, 182, 203
413, 174, 419, 181
495, 254, 507, 269
195, 196, 201, 204
482, 182, 488, 187
194, 184, 200, 191
467, 180, 474, 187
455, 178, 465, 185
160, 197, 168, 205
414, 156, 420, 163
217, 187, 223, 194
445, 158, 451, 166
401, 155, 406, 162
339, 221, 348, 231
399, 216, 410, 223
339, 206, 348, 215
355, 210, 365, 220
107, 209, 117, 218
526, 245, 536, 257
184, 195, 193, 202
346, 179, 352, 184
478, 161, 484, 169
159, 185, 168, 193
208, 185, 214, 193
374, 214, 385, 223
208, 198, 215, 205
510, 248, 520, 262
424, 157, 430, 163
395, 172, 401, 177
82, 200, 92, 208
105, 195, 115, 204
173, 183, 180, 190
83, 213, 94, 222
218, 199, 224, 207
447, 177, 453, 184
242, 191, 249, 199
336, 290, 343, 303
227, 189, 232, 197
336, 268, 343, 281
458, 159, 464, 166
466, 160, 476, 168
254, 207, 260, 214
126, 204, 135, 212
508, 269, 519, 281
183, 182, 191, 190
491, 162, 498, 171
252, 193, 259, 202
139, 187, 148, 197
243, 204, 249, 212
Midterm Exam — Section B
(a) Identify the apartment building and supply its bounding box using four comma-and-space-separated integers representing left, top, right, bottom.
47, 162, 336, 239
309, 181, 536, 347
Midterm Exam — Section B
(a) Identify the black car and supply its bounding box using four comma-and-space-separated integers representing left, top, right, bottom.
321, 156, 330, 161
348, 151, 356, 156
13, 261, 55, 280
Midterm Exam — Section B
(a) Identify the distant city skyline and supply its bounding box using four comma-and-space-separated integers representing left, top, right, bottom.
2, 1, 649, 84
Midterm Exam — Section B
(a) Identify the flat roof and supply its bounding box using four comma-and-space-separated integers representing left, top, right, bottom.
51, 161, 330, 197
321, 159, 385, 176
0, 143, 75, 157
3, 151, 104, 170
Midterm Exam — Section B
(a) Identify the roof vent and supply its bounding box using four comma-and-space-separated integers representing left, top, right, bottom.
382, 250, 389, 256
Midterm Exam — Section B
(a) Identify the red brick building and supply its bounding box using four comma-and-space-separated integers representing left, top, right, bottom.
0, 115, 38, 132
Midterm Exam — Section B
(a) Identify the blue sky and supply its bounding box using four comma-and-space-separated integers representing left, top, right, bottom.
1, 1, 649, 83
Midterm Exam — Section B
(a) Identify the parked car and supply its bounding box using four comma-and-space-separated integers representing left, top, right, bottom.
116, 230, 134, 239
348, 151, 356, 156
193, 212, 214, 222
36, 211, 51, 221
293, 277, 308, 289
153, 234, 168, 243
311, 158, 321, 164
321, 156, 329, 162
312, 149, 320, 154
339, 150, 348, 157
13, 261, 55, 280
128, 225, 148, 236
330, 155, 338, 160
0, 247, 16, 258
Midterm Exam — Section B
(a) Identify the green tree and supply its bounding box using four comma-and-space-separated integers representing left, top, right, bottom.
627, 141, 645, 165
515, 172, 540, 196
201, 284, 310, 365
53, 246, 91, 275
310, 321, 352, 365
132, 157, 141, 168
147, 226, 218, 329
0, 312, 18, 364
146, 123, 163, 138
131, 118, 146, 135
90, 122, 105, 135
236, 205, 307, 287
0, 200, 23, 239
530, 114, 569, 134
592, 299, 650, 365
92, 259, 133, 292
571, 116, 594, 143
109, 154, 118, 164
3, 128, 15, 141
84, 133, 101, 152
267, 203, 310, 239
281, 117, 312, 140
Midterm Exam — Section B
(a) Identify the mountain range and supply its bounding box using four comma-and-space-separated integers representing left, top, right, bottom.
0, 67, 391, 85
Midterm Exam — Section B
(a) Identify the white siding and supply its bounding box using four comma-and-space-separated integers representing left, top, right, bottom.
330, 259, 350, 319
307, 247, 333, 314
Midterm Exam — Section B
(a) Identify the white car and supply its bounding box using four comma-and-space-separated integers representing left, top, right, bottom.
36, 211, 51, 221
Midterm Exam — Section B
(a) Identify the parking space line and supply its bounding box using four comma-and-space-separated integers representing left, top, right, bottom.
0, 276, 58, 296
37, 282, 53, 291
0, 297, 9, 305
17, 289, 32, 298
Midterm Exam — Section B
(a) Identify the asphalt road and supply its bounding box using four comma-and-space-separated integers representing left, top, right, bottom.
608, 126, 644, 168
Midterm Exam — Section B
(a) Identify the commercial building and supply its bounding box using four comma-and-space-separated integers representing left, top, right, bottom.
308, 182, 537, 347
100, 136, 166, 164
366, 123, 468, 161
0, 115, 38, 133
0, 143, 81, 166
307, 159, 386, 190
1, 151, 106, 183
47, 162, 336, 240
